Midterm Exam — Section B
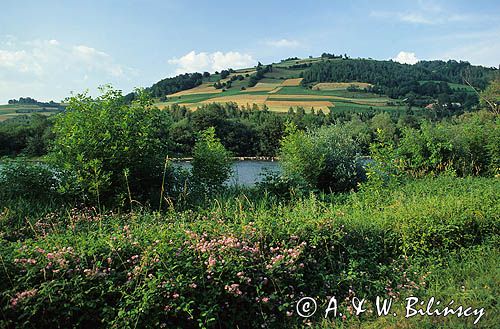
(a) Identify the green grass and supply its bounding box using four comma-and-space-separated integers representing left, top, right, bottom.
0, 176, 498, 328
0, 104, 62, 121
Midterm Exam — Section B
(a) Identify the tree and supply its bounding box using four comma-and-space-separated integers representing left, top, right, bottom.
479, 76, 500, 115
191, 127, 233, 195
371, 112, 396, 143
51, 86, 173, 204
279, 123, 360, 191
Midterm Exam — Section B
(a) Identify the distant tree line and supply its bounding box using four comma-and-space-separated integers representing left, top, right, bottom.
320, 52, 344, 59
125, 72, 204, 102
8, 97, 62, 108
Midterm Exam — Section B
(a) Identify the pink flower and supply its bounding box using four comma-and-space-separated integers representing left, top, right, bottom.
224, 283, 242, 296
10, 289, 38, 308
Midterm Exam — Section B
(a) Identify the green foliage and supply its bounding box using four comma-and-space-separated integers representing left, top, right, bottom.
0, 161, 79, 203
125, 72, 203, 101
396, 111, 499, 176
50, 86, 173, 204
191, 127, 233, 195
0, 177, 498, 328
279, 123, 360, 191
0, 114, 53, 156
300, 59, 491, 111
479, 75, 500, 114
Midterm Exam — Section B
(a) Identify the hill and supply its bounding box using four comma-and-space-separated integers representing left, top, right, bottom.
0, 97, 64, 122
127, 55, 497, 114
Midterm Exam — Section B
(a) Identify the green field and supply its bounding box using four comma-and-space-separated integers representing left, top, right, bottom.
154, 58, 414, 113
0, 104, 62, 122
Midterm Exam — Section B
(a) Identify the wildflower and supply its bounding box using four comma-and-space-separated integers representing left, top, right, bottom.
10, 289, 38, 308
224, 283, 242, 296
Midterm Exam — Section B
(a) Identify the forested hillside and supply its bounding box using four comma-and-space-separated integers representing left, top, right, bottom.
301, 59, 495, 99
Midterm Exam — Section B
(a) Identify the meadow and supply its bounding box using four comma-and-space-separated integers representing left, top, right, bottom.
1, 175, 498, 328
0, 104, 61, 122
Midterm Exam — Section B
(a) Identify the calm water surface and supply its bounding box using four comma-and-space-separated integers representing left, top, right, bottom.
175, 160, 281, 186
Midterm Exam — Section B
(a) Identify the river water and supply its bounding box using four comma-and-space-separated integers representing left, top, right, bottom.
174, 160, 281, 186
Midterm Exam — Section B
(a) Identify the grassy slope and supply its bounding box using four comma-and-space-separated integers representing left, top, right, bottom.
155, 57, 423, 113
0, 104, 61, 122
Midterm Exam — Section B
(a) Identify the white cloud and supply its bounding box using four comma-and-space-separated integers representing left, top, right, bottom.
393, 51, 419, 65
265, 39, 300, 48
0, 37, 135, 103
168, 50, 256, 74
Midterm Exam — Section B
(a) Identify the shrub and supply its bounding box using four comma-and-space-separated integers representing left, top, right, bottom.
191, 127, 233, 195
1, 177, 497, 328
0, 161, 79, 203
50, 86, 173, 205
279, 123, 361, 192
396, 111, 499, 177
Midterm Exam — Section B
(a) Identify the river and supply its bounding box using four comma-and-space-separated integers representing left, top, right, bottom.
174, 160, 281, 186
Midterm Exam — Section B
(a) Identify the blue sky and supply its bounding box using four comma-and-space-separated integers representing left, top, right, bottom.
1, 0, 499, 103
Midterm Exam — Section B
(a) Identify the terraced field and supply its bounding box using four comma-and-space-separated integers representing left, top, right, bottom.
0, 104, 62, 121
153, 57, 477, 113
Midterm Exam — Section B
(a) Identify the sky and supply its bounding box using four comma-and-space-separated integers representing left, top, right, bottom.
1, 0, 499, 103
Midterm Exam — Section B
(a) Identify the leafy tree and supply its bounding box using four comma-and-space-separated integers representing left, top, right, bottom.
279, 123, 360, 191
370, 112, 396, 143
479, 76, 500, 114
191, 127, 233, 195
50, 86, 173, 204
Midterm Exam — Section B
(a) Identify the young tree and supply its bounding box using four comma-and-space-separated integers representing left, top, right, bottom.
279, 123, 360, 191
51, 86, 173, 204
191, 127, 233, 195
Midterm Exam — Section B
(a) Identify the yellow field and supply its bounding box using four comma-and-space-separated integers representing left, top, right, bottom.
268, 94, 332, 100
281, 78, 303, 86
168, 83, 222, 97
200, 94, 269, 107
245, 82, 280, 92
313, 82, 372, 90
265, 100, 333, 112
267, 86, 282, 94
185, 93, 334, 112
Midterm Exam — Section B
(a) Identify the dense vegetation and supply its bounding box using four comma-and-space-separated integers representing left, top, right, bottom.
7, 97, 62, 108
0, 58, 499, 328
0, 114, 53, 156
125, 73, 204, 102
301, 59, 495, 107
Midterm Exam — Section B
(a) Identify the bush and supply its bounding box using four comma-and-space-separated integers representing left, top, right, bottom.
279, 123, 361, 192
0, 161, 79, 203
396, 111, 499, 177
1, 177, 497, 328
191, 127, 233, 196
50, 87, 173, 205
